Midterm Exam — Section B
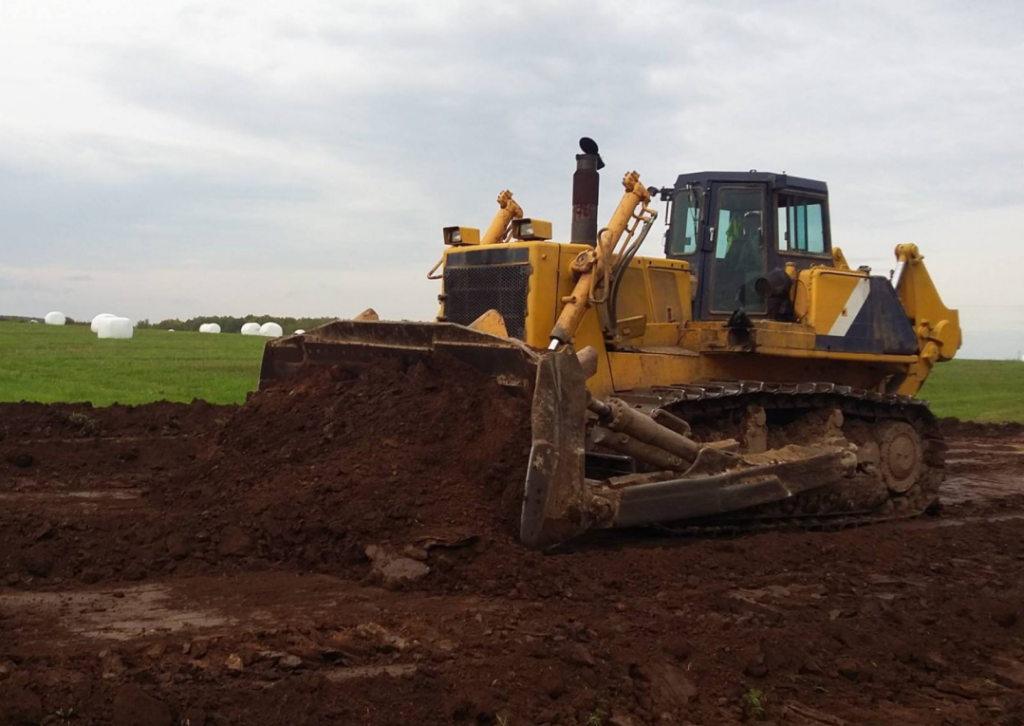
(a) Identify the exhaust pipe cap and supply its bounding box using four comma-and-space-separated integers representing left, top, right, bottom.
579, 137, 604, 169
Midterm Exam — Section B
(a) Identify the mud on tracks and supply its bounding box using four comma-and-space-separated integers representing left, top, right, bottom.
3, 365, 1024, 725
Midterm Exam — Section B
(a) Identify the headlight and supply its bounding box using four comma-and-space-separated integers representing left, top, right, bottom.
511, 218, 552, 241
443, 226, 481, 246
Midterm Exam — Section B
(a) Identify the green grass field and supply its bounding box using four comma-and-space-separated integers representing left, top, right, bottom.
919, 358, 1024, 422
0, 321, 265, 406
0, 321, 1021, 420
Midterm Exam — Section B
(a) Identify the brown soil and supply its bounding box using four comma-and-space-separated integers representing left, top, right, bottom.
3, 361, 1024, 726
941, 417, 1024, 439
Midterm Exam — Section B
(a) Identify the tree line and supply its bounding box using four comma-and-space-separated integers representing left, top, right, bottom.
136, 316, 339, 333
1, 315, 81, 324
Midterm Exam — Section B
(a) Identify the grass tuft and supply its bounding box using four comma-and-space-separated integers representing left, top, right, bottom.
743, 687, 768, 721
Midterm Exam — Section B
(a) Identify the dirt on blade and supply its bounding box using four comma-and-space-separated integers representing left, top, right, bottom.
3, 359, 1024, 726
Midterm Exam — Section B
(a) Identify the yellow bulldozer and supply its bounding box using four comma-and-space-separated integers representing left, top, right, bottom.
260, 139, 961, 548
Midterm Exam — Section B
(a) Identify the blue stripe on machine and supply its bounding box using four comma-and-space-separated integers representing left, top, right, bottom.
816, 277, 917, 355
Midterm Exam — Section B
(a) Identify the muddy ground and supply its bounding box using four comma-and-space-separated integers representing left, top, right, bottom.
2, 363, 1024, 726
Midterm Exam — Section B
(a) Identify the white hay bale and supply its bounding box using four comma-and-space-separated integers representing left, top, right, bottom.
200, 323, 221, 334
90, 313, 116, 333
44, 311, 66, 325
240, 322, 262, 335
96, 316, 133, 339
259, 322, 283, 337
293, 329, 305, 335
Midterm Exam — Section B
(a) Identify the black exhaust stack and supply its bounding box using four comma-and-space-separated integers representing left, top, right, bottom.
571, 137, 604, 247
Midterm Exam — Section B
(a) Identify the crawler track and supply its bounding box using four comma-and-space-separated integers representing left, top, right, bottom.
617, 381, 946, 527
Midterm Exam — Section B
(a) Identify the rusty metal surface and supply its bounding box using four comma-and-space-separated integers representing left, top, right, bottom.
258, 320, 540, 391
520, 349, 589, 548
603, 445, 857, 528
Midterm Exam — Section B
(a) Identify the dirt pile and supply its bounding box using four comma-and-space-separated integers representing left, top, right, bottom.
157, 354, 533, 581
0, 355, 535, 588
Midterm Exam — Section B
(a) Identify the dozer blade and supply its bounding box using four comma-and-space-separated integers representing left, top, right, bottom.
259, 320, 539, 390
521, 349, 590, 548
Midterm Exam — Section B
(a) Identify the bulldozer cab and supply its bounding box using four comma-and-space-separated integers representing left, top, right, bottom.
663, 172, 832, 322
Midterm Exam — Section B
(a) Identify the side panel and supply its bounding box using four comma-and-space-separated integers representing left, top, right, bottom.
807, 270, 861, 334
607, 351, 698, 392
608, 257, 692, 347
807, 270, 917, 356
648, 268, 691, 325
613, 267, 652, 324
607, 349, 909, 394
522, 242, 564, 349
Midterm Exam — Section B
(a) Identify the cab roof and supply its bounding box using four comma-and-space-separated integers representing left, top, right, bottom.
672, 171, 828, 195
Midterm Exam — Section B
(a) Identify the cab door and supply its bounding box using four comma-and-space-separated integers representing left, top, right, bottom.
695, 183, 769, 320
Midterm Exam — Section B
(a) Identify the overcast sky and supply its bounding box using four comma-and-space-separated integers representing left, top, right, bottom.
1, 0, 1022, 358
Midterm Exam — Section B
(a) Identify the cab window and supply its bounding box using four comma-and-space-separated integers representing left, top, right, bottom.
710, 186, 766, 314
666, 188, 702, 256
777, 194, 827, 255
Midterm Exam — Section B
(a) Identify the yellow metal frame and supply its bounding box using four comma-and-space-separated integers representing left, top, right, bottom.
437, 182, 960, 401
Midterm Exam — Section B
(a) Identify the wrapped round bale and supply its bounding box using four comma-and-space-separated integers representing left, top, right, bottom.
293, 329, 305, 335
240, 322, 262, 335
44, 311, 66, 325
91, 313, 116, 333
260, 322, 283, 337
201, 323, 221, 334
96, 316, 133, 339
